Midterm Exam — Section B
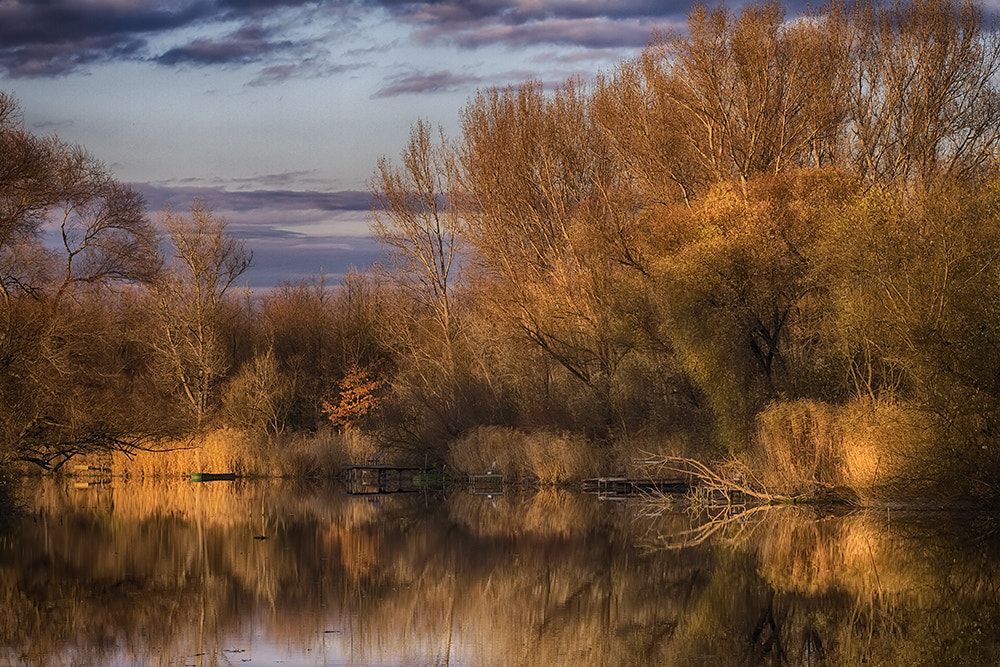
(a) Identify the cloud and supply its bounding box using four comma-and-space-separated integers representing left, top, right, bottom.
134, 181, 379, 287
248, 60, 366, 87
373, 0, 690, 47
154, 25, 297, 67
384, 0, 684, 24
0, 1, 209, 77
244, 233, 384, 288
0, 0, 358, 78
0, 0, 692, 79
373, 69, 482, 98
135, 183, 373, 214
421, 17, 676, 50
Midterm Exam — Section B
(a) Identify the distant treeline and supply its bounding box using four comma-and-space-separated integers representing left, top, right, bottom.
4, 0, 1000, 499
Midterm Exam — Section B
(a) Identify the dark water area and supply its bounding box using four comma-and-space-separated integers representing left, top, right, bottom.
2, 478, 999, 666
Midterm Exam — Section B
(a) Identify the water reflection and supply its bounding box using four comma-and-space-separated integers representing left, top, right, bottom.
1, 478, 999, 666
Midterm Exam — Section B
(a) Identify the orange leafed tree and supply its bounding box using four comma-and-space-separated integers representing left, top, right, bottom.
322, 364, 384, 429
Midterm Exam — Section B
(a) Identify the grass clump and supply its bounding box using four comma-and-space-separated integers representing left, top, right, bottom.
754, 397, 940, 503
447, 426, 604, 485
96, 427, 370, 479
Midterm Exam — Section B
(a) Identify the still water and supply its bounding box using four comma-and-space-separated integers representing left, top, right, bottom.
2, 477, 999, 666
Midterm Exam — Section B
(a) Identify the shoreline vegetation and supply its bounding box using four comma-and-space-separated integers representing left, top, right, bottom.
6, 0, 1000, 510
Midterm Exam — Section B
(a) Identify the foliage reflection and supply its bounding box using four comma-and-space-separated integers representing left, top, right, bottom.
2, 479, 998, 666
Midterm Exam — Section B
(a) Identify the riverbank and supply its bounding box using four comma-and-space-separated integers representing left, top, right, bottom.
20, 396, 1000, 511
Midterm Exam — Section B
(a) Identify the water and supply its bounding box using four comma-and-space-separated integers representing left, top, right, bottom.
2, 478, 999, 666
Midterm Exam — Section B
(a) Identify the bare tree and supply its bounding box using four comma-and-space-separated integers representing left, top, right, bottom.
846, 0, 1000, 191
645, 0, 1000, 196
50, 146, 158, 303
651, 1, 851, 194
370, 119, 462, 351
459, 79, 645, 391
0, 92, 58, 304
151, 200, 251, 427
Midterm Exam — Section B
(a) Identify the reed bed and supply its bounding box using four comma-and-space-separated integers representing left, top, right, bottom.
447, 426, 604, 484
754, 397, 937, 502
75, 427, 371, 479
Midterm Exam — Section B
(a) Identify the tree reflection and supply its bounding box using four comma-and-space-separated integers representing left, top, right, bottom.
2, 479, 999, 665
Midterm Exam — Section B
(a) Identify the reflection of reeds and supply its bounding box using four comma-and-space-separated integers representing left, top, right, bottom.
445, 487, 609, 538
12, 477, 1000, 667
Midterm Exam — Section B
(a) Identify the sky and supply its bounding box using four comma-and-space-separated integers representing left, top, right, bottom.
1, 0, 711, 289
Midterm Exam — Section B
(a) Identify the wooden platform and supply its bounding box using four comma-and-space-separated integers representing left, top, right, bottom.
190, 472, 237, 482
342, 465, 424, 494
468, 472, 504, 496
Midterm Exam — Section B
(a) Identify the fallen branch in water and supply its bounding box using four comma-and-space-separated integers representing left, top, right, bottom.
643, 455, 792, 507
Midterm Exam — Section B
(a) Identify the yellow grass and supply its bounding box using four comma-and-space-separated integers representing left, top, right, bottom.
69, 427, 372, 478
754, 397, 937, 501
447, 425, 604, 484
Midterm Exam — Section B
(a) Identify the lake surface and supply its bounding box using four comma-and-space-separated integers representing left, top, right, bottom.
2, 477, 999, 666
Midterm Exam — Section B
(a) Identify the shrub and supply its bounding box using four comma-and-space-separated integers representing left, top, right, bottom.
754, 397, 940, 501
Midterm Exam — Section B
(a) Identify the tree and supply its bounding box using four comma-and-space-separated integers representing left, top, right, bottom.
846, 0, 1000, 192
321, 363, 385, 430
50, 146, 158, 303
650, 1, 851, 194
0, 92, 58, 303
459, 80, 640, 386
370, 119, 462, 353
0, 93, 168, 470
652, 169, 859, 447
6, 289, 176, 471
150, 200, 251, 427
222, 349, 294, 435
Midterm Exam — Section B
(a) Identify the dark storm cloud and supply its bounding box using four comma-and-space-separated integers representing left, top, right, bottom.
155, 25, 298, 66
373, 70, 482, 98
0, 0, 696, 79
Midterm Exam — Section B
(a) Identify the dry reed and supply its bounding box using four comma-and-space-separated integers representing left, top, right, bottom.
447, 425, 604, 484
754, 397, 937, 502
72, 427, 372, 478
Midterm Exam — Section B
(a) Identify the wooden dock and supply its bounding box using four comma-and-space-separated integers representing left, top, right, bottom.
71, 464, 113, 489
342, 465, 425, 494
581, 476, 690, 498
468, 471, 504, 496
